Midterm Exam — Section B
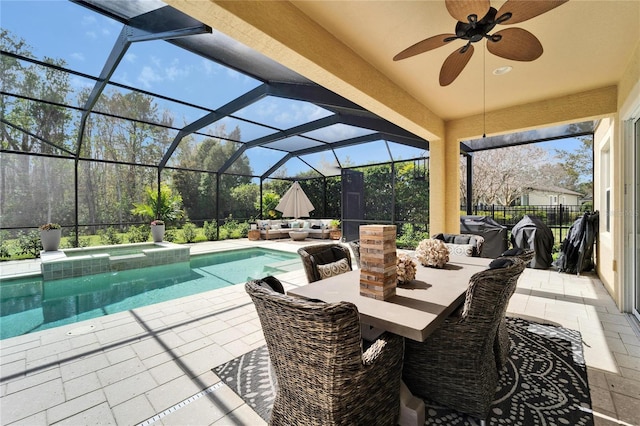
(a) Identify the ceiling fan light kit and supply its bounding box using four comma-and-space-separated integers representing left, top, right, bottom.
394, 0, 569, 86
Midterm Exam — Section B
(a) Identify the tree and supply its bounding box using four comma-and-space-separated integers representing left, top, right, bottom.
553, 136, 593, 196
461, 145, 551, 207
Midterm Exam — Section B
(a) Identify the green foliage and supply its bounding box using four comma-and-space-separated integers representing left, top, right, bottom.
99, 227, 122, 245
259, 191, 282, 219
17, 230, 41, 258
163, 229, 176, 242
131, 184, 184, 225
0, 231, 11, 258
203, 221, 218, 241
39, 223, 61, 230
219, 216, 249, 239
396, 223, 429, 250
66, 230, 90, 248
182, 222, 197, 243
127, 225, 148, 243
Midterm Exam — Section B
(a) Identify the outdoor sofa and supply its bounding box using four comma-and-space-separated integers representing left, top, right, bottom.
256, 219, 334, 240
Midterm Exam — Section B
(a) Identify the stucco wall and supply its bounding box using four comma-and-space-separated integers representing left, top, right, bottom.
594, 117, 617, 299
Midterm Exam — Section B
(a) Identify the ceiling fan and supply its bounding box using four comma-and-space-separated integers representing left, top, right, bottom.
393, 0, 568, 86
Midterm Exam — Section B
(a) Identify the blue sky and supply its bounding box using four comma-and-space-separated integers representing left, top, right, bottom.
1, 0, 583, 177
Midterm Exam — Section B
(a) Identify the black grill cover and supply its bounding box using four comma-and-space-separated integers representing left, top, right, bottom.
460, 215, 508, 258
511, 215, 554, 269
554, 211, 599, 275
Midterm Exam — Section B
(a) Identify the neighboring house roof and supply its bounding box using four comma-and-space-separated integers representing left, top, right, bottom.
524, 186, 583, 196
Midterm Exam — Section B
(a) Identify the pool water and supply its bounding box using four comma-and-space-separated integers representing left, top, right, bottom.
0, 248, 300, 340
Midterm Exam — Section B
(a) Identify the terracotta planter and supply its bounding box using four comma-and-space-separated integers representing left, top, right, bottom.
40, 229, 61, 251
151, 224, 165, 242
329, 230, 342, 240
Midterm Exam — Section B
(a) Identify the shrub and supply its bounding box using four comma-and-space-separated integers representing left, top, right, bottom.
164, 229, 176, 242
219, 216, 249, 239
396, 223, 429, 249
203, 221, 218, 241
17, 230, 42, 258
99, 227, 122, 245
127, 225, 148, 243
67, 230, 90, 248
182, 222, 197, 243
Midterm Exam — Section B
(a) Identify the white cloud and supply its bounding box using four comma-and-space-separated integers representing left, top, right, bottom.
70, 52, 85, 62
138, 66, 162, 89
124, 53, 137, 63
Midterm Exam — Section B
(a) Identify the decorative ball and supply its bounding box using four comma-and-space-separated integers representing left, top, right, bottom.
416, 238, 449, 268
396, 253, 417, 284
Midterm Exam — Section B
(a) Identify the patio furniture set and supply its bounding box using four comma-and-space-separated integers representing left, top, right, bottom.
255, 219, 336, 240
244, 238, 531, 425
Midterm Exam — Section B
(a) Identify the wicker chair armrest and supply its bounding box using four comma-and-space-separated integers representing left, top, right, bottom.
362, 332, 404, 366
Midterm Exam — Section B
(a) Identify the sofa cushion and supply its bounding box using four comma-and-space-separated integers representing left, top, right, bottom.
317, 258, 350, 279
445, 243, 474, 257
310, 246, 348, 265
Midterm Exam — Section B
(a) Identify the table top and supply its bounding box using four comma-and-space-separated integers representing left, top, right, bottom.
288, 255, 491, 342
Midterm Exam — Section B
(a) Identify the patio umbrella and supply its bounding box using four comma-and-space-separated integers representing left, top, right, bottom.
275, 181, 315, 219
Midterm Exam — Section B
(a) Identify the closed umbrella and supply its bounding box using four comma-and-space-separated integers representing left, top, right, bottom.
275, 181, 315, 219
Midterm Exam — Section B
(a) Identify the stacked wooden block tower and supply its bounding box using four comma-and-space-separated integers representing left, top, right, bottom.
359, 225, 397, 300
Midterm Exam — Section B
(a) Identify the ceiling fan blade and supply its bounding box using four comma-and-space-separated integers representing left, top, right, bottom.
487, 28, 543, 61
445, 0, 490, 23
393, 34, 457, 61
440, 44, 474, 86
496, 0, 568, 25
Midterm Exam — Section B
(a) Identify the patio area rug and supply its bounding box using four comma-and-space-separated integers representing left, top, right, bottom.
213, 317, 593, 425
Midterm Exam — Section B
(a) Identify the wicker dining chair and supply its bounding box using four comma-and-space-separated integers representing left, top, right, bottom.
297, 243, 353, 283
402, 258, 527, 421
348, 240, 361, 268
493, 248, 535, 370
245, 280, 404, 425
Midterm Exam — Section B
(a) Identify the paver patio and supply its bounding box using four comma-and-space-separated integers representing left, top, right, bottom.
1, 239, 639, 425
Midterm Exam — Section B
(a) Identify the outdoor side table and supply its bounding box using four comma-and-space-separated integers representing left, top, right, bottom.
289, 230, 309, 241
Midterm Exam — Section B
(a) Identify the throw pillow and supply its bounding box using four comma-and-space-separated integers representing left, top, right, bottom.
501, 248, 526, 257
445, 243, 474, 257
489, 258, 513, 269
317, 258, 350, 279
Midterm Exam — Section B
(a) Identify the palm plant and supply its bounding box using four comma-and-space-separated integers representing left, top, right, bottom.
131, 184, 184, 225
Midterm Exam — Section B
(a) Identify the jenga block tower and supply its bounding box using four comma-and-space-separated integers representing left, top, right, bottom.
359, 225, 397, 300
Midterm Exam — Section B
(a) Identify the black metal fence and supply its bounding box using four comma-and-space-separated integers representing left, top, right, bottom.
468, 204, 586, 245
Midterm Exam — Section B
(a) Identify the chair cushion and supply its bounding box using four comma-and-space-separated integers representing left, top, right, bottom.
489, 258, 514, 269
317, 258, 351, 279
445, 243, 474, 257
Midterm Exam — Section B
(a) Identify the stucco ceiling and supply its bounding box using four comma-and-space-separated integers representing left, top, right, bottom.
291, 0, 640, 121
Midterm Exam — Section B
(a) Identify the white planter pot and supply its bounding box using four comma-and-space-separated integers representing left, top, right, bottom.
151, 224, 165, 242
40, 229, 61, 251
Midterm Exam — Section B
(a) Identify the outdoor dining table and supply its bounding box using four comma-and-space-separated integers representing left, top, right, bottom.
288, 254, 491, 342
287, 253, 492, 426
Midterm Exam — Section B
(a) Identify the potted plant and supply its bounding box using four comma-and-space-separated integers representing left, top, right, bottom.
39, 223, 62, 251
329, 219, 341, 240
150, 220, 165, 242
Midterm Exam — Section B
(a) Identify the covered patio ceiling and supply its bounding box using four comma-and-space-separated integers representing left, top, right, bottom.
65, 0, 600, 179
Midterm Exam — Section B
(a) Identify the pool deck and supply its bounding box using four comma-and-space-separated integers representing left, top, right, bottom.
1, 239, 640, 425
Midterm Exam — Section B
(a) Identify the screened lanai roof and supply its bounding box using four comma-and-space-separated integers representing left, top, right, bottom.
1, 0, 594, 180
1, 0, 431, 180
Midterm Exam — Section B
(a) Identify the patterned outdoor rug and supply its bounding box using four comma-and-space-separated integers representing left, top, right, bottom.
213, 317, 593, 425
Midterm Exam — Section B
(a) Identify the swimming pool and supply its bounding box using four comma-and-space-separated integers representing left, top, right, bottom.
0, 248, 300, 340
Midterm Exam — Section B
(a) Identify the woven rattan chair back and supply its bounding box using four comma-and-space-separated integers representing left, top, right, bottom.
494, 249, 534, 370
297, 243, 352, 283
246, 280, 404, 425
403, 258, 526, 420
